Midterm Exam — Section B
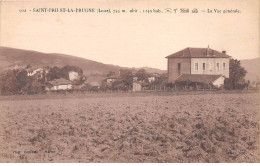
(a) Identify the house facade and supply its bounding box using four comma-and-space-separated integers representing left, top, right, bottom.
166, 47, 230, 84
27, 68, 45, 79
147, 73, 159, 83
106, 77, 121, 84
69, 71, 79, 81
133, 81, 142, 92
46, 78, 72, 90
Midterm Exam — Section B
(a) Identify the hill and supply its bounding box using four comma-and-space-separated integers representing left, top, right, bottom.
240, 58, 260, 82
0, 46, 121, 75
0, 46, 165, 76
131, 67, 166, 74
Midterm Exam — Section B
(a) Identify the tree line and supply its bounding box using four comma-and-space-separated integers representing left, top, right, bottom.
101, 69, 166, 91
0, 65, 84, 94
0, 58, 251, 95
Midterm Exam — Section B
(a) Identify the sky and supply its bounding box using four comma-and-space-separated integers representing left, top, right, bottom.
0, 0, 259, 70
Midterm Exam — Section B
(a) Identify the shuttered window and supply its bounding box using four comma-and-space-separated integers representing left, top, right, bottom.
195, 63, 198, 71
217, 63, 220, 70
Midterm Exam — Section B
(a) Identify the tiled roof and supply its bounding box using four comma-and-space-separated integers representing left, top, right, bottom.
175, 74, 224, 84
166, 47, 230, 58
48, 78, 72, 86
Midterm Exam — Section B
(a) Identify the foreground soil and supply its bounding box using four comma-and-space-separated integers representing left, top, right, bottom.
0, 92, 259, 162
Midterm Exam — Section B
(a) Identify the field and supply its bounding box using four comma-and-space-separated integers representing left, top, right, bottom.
0, 92, 259, 162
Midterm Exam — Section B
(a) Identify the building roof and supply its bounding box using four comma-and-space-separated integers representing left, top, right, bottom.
48, 78, 72, 86
166, 47, 230, 58
175, 74, 224, 84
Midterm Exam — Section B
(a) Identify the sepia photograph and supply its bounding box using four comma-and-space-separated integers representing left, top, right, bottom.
0, 0, 259, 164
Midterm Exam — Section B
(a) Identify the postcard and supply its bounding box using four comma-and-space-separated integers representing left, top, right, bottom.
0, 0, 259, 163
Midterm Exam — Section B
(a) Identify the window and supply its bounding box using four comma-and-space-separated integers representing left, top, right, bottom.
209, 62, 213, 71
195, 63, 198, 71
178, 63, 181, 75
223, 63, 226, 70
217, 63, 220, 70
203, 63, 206, 71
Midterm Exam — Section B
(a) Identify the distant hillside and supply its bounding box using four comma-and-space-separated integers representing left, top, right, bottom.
0, 46, 165, 76
0, 46, 123, 75
131, 67, 166, 74
240, 58, 260, 82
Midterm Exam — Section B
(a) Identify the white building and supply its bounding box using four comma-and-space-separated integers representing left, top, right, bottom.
106, 77, 121, 83
132, 82, 142, 92
27, 68, 44, 77
46, 78, 72, 90
69, 71, 79, 81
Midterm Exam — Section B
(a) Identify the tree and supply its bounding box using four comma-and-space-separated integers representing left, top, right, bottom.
47, 66, 61, 81
136, 69, 148, 82
117, 69, 133, 91
1, 70, 19, 94
27, 78, 43, 93
47, 65, 84, 81
16, 70, 29, 91
111, 80, 125, 91
150, 76, 167, 89
107, 71, 116, 77
26, 64, 32, 69
225, 58, 247, 89
0, 69, 40, 94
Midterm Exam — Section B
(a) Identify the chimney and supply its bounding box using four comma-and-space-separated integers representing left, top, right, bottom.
222, 50, 226, 54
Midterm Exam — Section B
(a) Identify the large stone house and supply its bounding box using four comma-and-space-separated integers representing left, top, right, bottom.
166, 47, 230, 88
